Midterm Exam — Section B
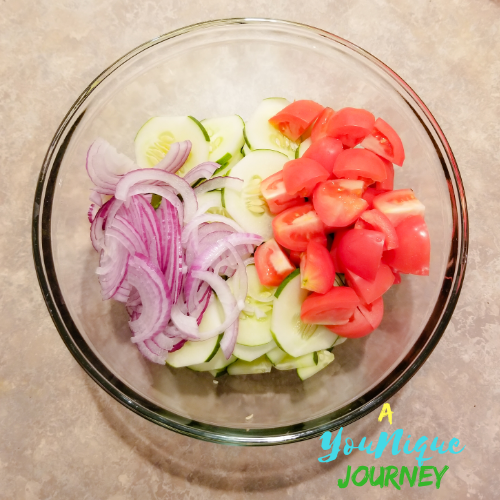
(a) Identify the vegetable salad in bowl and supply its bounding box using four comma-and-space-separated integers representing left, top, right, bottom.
86, 97, 430, 381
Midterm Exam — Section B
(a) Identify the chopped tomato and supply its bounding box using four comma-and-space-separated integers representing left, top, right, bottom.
332, 148, 388, 184
344, 264, 394, 304
375, 158, 394, 190
269, 100, 324, 141
303, 136, 343, 174
373, 189, 425, 227
260, 170, 303, 214
254, 238, 295, 287
357, 209, 398, 250
383, 215, 430, 275
325, 107, 375, 148
391, 268, 402, 284
301, 287, 360, 325
272, 203, 326, 251
358, 297, 384, 329
311, 107, 335, 143
329, 229, 349, 273
361, 117, 405, 166
327, 307, 374, 338
337, 229, 385, 281
313, 179, 368, 227
362, 187, 388, 209
283, 158, 330, 197
288, 250, 303, 267
300, 241, 335, 294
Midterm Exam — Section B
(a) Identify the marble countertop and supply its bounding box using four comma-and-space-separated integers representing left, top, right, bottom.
1, 1, 499, 498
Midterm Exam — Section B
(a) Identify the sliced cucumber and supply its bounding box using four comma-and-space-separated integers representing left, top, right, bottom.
271, 273, 340, 357
209, 367, 228, 377
242, 143, 251, 156
189, 348, 236, 372
244, 98, 299, 159
202, 115, 245, 164
266, 346, 287, 365
275, 351, 318, 371
297, 350, 335, 381
297, 137, 311, 158
213, 149, 244, 177
135, 116, 209, 176
233, 340, 276, 362
223, 149, 288, 240
227, 355, 272, 375
274, 268, 300, 299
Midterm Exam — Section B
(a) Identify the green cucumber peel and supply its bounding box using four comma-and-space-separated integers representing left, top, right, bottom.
313, 351, 319, 365
205, 334, 223, 363
221, 188, 226, 208
243, 125, 252, 150
188, 116, 210, 142
216, 152, 232, 166
274, 269, 301, 298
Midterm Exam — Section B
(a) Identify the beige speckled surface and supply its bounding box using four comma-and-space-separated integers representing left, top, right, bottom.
1, 1, 499, 498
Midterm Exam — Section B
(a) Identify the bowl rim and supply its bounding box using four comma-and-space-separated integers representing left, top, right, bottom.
32, 17, 469, 446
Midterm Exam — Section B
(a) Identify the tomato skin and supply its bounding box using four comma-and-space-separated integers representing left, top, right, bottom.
283, 158, 330, 197
301, 286, 360, 325
362, 187, 388, 209
325, 108, 375, 148
383, 215, 430, 275
375, 158, 394, 190
373, 189, 425, 227
303, 136, 343, 174
358, 296, 384, 329
260, 170, 303, 214
327, 307, 374, 338
269, 100, 325, 141
300, 241, 335, 294
361, 117, 405, 166
344, 264, 394, 304
337, 229, 385, 282
358, 209, 399, 250
313, 179, 368, 227
288, 250, 303, 266
329, 229, 349, 273
332, 149, 388, 183
311, 107, 335, 143
272, 203, 327, 251
254, 238, 295, 287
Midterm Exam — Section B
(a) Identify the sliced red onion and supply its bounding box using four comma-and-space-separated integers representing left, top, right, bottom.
88, 204, 96, 223
90, 197, 115, 252
86, 138, 138, 195
128, 254, 172, 343
183, 161, 219, 185
153, 140, 191, 173
115, 169, 197, 222
181, 214, 246, 247
89, 189, 103, 207
170, 302, 199, 339
220, 319, 239, 360
106, 214, 148, 257
96, 235, 130, 301
170, 339, 187, 352
194, 176, 243, 196
136, 341, 168, 365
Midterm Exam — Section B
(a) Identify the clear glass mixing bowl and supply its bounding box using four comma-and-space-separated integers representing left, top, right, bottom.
32, 18, 468, 445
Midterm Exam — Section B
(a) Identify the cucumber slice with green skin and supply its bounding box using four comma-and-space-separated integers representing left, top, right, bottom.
297, 350, 335, 381
135, 116, 209, 176
227, 355, 272, 375
271, 274, 340, 357
244, 98, 299, 159
266, 346, 287, 365
274, 268, 300, 298
213, 150, 244, 177
202, 115, 245, 164
275, 351, 318, 371
223, 149, 288, 241
188, 348, 236, 372
209, 367, 228, 377
242, 143, 251, 156
233, 340, 276, 362
297, 137, 311, 158
195, 190, 229, 217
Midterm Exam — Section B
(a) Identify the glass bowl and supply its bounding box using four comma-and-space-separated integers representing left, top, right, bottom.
32, 18, 468, 445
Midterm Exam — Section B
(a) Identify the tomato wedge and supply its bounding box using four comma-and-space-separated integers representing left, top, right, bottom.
300, 241, 335, 294
383, 215, 430, 275
373, 189, 425, 227
337, 229, 385, 281
288, 250, 303, 267
333, 148, 388, 184
327, 307, 374, 338
260, 170, 303, 214
362, 187, 388, 209
375, 158, 394, 190
356, 209, 398, 250
301, 286, 360, 325
344, 264, 395, 304
272, 203, 326, 251
313, 179, 368, 227
303, 136, 343, 174
311, 107, 335, 143
361, 117, 405, 166
283, 158, 329, 197
325, 107, 375, 148
269, 100, 324, 141
254, 238, 295, 287
329, 229, 349, 273
358, 297, 384, 329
